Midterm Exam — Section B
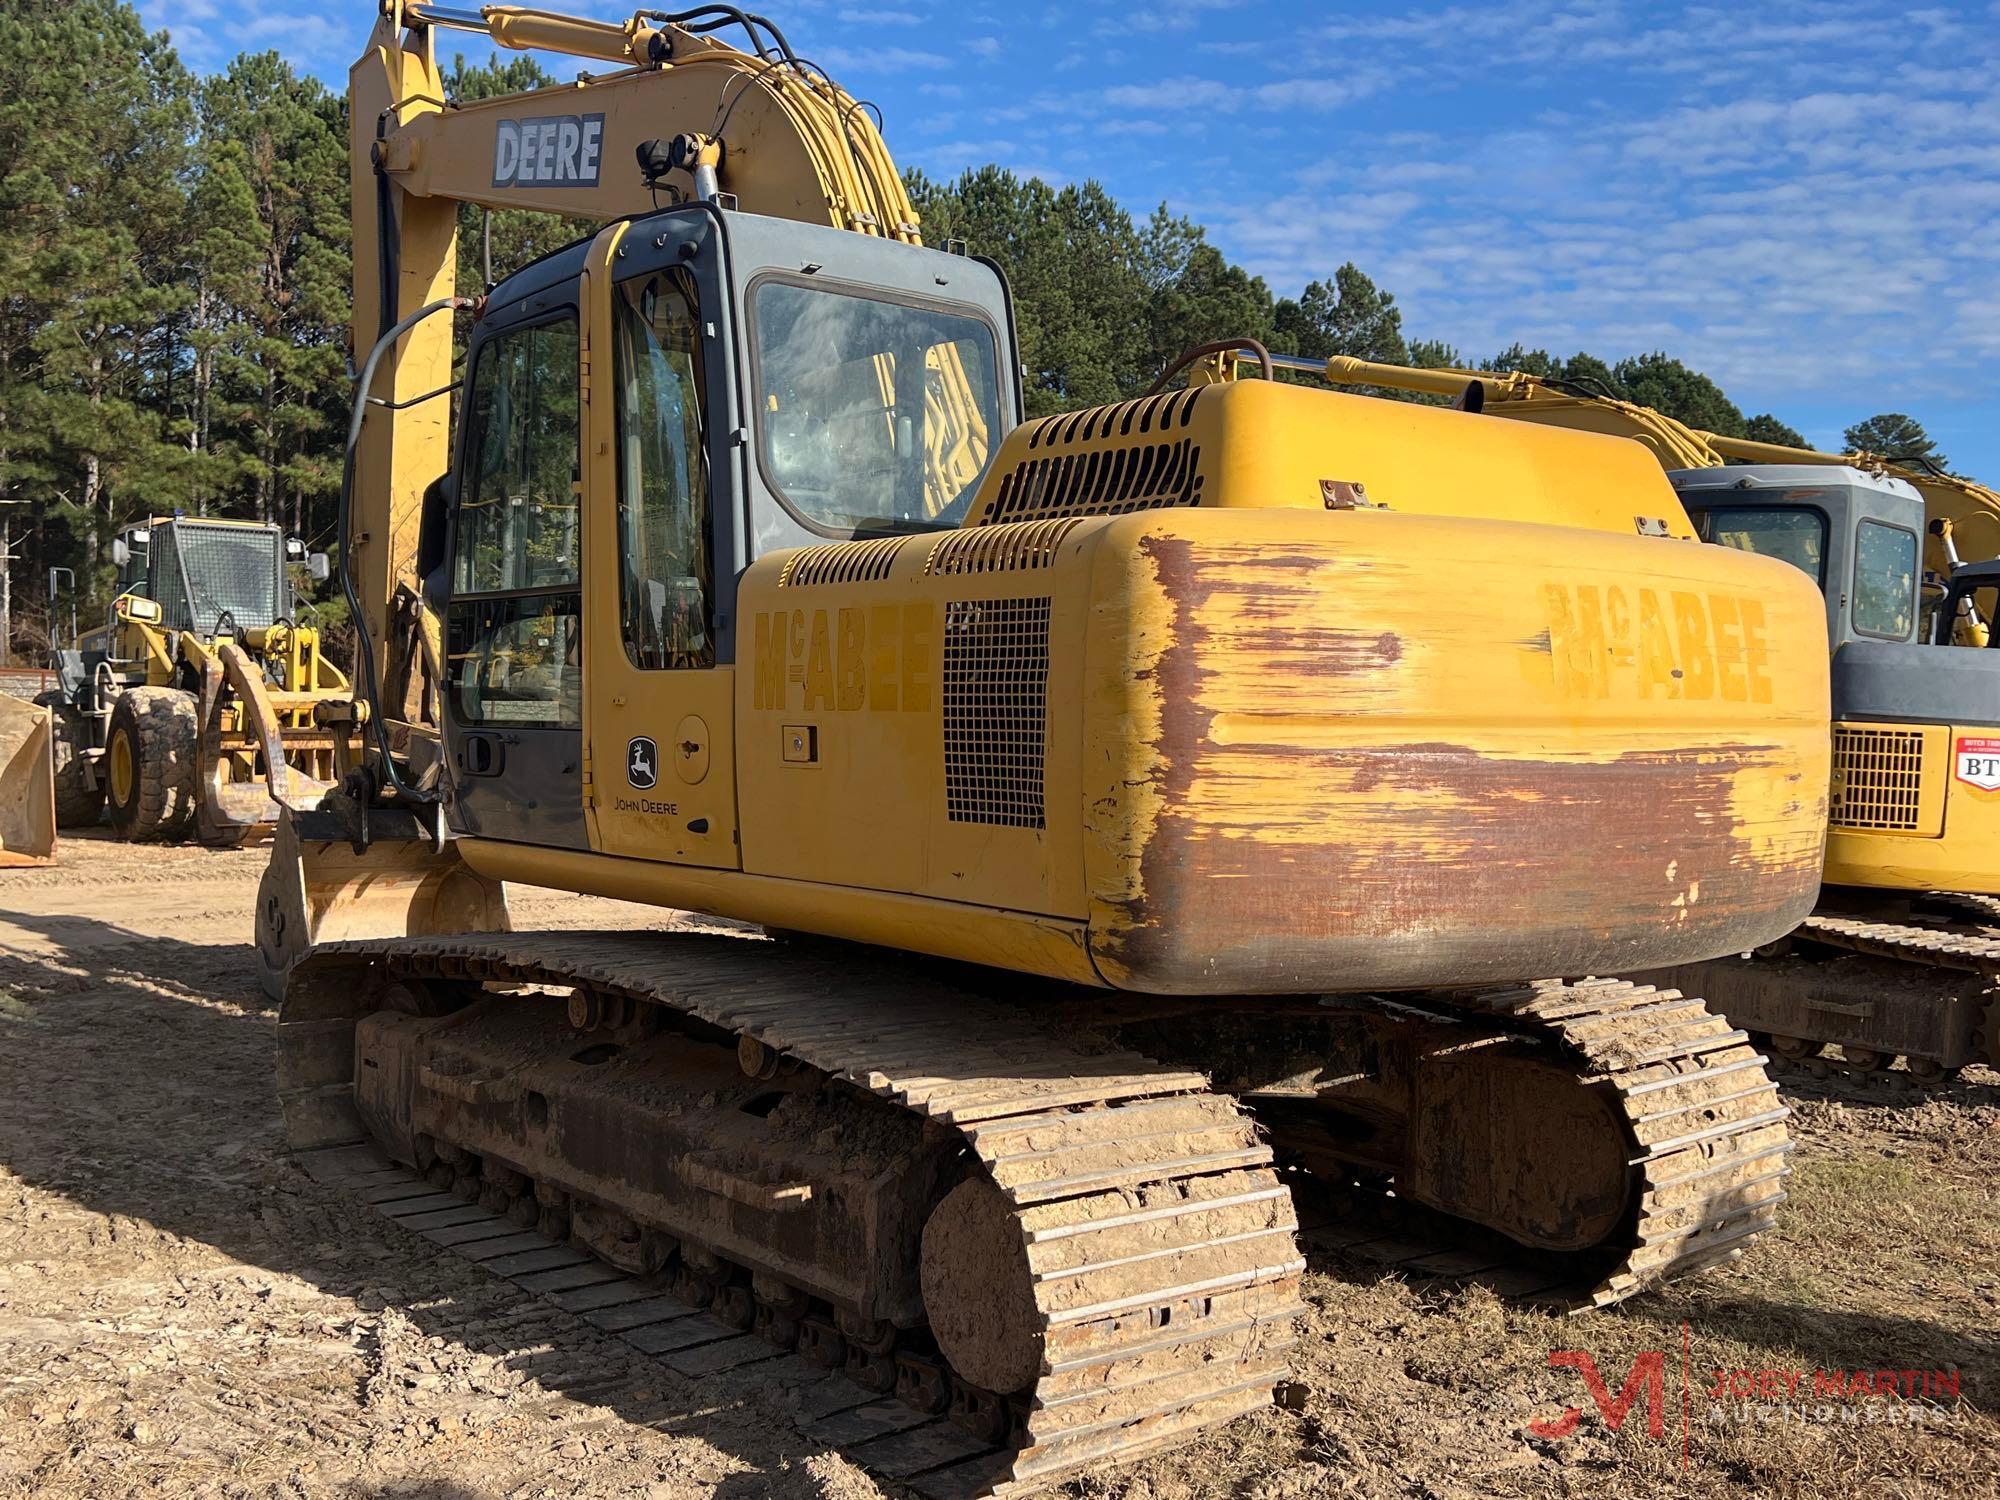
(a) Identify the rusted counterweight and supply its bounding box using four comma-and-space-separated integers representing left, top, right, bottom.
1068, 509, 1830, 994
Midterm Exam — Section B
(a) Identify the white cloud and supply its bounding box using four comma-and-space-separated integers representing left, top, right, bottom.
818, 43, 950, 72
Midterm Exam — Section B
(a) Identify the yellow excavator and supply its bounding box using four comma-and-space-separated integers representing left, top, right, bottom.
1275, 350, 2000, 1085
247, 5, 1831, 1488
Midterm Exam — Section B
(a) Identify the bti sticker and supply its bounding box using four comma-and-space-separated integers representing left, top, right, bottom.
1954, 736, 2000, 791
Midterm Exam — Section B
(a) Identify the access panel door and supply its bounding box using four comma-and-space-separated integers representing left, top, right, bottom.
443, 310, 589, 848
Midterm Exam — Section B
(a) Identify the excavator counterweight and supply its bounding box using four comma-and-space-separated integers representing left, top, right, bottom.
1280, 348, 2000, 1086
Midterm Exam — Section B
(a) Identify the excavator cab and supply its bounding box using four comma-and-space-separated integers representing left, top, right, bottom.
1673, 464, 2000, 895
426, 207, 1016, 861
1931, 560, 2000, 646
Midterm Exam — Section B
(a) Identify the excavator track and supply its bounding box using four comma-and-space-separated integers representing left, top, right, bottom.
1197, 980, 1794, 1310
1784, 910, 1998, 1084
279, 940, 1791, 1491
1647, 904, 2000, 1088
280, 931, 1306, 1496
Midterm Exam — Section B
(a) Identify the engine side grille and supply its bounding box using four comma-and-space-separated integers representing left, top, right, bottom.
942, 596, 1052, 829
1018, 387, 1207, 450
778, 536, 908, 588
925, 518, 1083, 576
981, 438, 1205, 526
1830, 726, 1925, 831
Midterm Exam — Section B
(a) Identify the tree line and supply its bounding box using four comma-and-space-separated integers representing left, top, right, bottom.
0, 0, 1949, 663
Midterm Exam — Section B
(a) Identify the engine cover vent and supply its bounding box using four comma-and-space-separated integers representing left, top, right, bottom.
942, 596, 1052, 829
779, 536, 907, 588
981, 437, 1204, 526
1830, 726, 1925, 831
1021, 387, 1207, 450
926, 518, 1083, 576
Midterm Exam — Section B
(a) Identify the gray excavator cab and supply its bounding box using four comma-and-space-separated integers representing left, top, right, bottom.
1675, 464, 2000, 862
432, 205, 1019, 849
1672, 464, 1925, 650
1671, 465, 1966, 728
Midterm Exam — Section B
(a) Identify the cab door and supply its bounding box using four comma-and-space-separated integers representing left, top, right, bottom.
441, 296, 588, 848
579, 219, 740, 868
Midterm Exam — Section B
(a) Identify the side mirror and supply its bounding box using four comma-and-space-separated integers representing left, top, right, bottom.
417, 474, 451, 581
286, 536, 307, 560
307, 551, 331, 583
111, 538, 129, 567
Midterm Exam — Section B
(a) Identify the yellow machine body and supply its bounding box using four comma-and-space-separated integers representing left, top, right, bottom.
246, 13, 1830, 1485
450, 375, 1829, 994
1824, 719, 2000, 891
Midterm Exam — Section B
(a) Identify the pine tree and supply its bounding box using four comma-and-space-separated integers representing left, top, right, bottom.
0, 0, 195, 615
1611, 352, 1747, 437
195, 53, 350, 539
1743, 413, 1806, 449
1843, 413, 1944, 469
1273, 264, 1409, 367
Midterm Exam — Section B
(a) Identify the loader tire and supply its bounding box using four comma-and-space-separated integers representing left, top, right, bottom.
33, 691, 104, 828
104, 687, 197, 843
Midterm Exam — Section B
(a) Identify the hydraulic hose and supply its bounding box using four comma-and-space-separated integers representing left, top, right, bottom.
337, 296, 474, 812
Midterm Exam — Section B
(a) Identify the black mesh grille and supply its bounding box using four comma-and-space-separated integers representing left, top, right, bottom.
157, 523, 282, 635
943, 596, 1051, 828
1830, 727, 1925, 831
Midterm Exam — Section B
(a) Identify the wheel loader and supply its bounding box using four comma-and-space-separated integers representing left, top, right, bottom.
1277, 349, 2000, 1085
244, 5, 1830, 1489
35, 514, 350, 845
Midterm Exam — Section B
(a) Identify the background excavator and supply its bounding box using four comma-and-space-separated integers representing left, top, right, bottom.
244, 5, 1831, 1489
1277, 349, 2000, 1085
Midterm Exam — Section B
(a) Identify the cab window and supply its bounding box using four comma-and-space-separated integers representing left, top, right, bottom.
1692, 506, 1827, 586
1852, 520, 1918, 640
454, 318, 581, 594
752, 280, 999, 535
614, 271, 711, 669
1940, 583, 1998, 646
448, 593, 581, 728
449, 315, 582, 726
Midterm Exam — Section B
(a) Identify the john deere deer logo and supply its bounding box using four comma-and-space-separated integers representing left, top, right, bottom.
627, 737, 658, 790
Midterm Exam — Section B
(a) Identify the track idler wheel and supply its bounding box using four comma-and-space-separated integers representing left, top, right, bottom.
919, 1177, 1042, 1398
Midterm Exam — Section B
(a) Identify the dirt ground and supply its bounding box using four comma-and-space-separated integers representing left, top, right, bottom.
2, 836, 1994, 1500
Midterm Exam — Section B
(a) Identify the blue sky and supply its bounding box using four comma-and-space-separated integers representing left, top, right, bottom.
141, 1, 2000, 478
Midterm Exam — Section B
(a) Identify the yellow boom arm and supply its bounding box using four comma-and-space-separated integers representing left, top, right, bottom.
349, 2, 921, 695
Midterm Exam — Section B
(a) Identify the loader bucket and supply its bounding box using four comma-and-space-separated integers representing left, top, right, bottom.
255, 808, 512, 1001
0, 694, 56, 867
